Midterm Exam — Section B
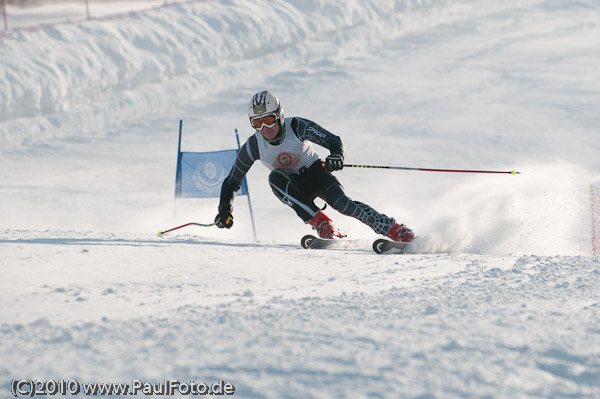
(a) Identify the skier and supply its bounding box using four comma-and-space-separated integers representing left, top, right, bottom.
215, 91, 415, 242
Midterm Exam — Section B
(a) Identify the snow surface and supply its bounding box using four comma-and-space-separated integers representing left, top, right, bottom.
1, 0, 600, 397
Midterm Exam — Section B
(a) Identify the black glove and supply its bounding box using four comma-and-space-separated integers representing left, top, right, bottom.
325, 154, 344, 171
215, 210, 233, 229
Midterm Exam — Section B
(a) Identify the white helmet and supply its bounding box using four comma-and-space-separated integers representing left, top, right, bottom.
248, 91, 284, 130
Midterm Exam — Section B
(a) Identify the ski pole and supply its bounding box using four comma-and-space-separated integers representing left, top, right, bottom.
158, 222, 216, 236
340, 163, 521, 175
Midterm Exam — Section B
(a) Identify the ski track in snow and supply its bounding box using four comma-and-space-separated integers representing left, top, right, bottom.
1, 0, 600, 398
1, 230, 600, 398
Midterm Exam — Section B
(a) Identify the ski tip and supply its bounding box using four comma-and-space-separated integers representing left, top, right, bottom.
157, 231, 164, 237
301, 234, 317, 249
373, 238, 411, 254
373, 239, 385, 254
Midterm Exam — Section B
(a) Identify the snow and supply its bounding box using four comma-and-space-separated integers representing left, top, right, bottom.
1, 0, 600, 397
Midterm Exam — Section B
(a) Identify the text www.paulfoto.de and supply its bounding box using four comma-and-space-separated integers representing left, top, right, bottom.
11, 378, 235, 396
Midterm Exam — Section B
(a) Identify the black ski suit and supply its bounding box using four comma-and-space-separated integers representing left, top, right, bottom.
218, 117, 396, 235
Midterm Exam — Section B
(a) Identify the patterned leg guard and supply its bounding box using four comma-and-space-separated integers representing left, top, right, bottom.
323, 184, 409, 237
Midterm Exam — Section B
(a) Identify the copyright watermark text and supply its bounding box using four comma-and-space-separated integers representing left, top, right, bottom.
11, 378, 235, 396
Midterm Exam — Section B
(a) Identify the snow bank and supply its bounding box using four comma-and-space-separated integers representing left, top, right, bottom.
0, 0, 539, 151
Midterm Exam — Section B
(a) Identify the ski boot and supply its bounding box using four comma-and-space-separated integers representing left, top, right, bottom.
308, 211, 344, 239
386, 222, 415, 243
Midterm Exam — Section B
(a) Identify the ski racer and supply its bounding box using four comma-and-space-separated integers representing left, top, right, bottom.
215, 91, 415, 242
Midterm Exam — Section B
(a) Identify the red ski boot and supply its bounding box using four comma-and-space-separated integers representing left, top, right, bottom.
386, 222, 415, 243
308, 211, 344, 239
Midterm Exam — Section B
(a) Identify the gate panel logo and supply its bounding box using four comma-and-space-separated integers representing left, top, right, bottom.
192, 160, 227, 195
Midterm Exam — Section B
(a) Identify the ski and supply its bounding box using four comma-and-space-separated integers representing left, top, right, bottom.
301, 235, 411, 253
372, 238, 410, 254
301, 235, 359, 250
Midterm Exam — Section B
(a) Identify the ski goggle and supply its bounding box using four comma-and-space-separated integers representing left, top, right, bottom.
250, 113, 278, 130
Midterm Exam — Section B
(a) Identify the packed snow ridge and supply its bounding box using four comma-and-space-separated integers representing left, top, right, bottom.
0, 0, 541, 150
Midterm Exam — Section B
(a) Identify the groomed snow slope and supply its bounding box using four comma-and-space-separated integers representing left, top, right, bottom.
1, 0, 600, 398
